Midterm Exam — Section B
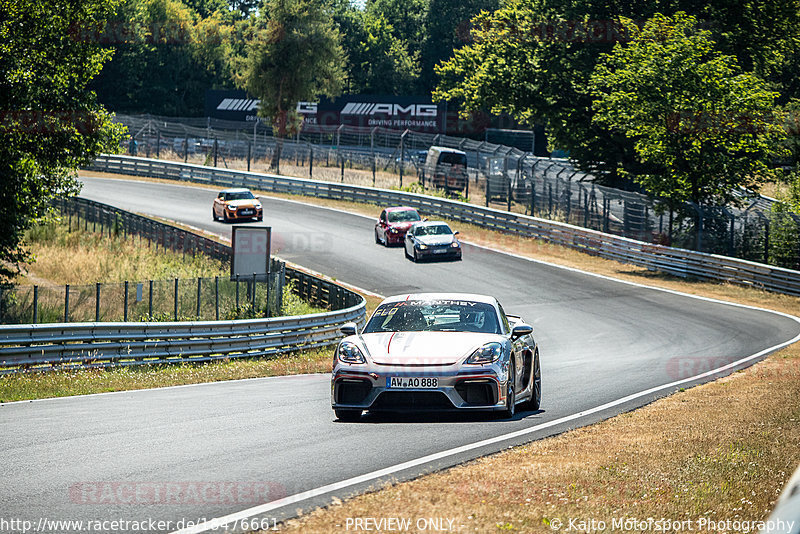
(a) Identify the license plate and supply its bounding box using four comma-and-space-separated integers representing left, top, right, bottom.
240, 209, 254, 215
433, 248, 448, 254
387, 377, 439, 389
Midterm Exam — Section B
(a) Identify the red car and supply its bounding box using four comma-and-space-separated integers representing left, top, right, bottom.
374, 207, 422, 246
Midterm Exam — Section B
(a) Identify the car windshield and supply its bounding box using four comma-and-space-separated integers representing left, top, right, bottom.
363, 299, 501, 334
438, 153, 467, 166
387, 210, 421, 223
225, 191, 255, 201
413, 224, 452, 236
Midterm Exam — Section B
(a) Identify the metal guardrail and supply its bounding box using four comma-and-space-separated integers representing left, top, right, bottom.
88, 155, 800, 296
0, 196, 366, 373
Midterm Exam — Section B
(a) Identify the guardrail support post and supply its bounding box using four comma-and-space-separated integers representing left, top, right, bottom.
174, 278, 179, 321
124, 281, 129, 322
149, 280, 153, 319
64, 284, 70, 323
215, 276, 219, 321
95, 283, 101, 322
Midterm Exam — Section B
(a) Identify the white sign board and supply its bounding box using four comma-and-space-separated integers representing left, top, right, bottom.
231, 226, 271, 281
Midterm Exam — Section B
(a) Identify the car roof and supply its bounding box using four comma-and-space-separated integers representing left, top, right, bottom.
220, 188, 252, 193
429, 146, 467, 155
379, 293, 498, 306
385, 206, 418, 212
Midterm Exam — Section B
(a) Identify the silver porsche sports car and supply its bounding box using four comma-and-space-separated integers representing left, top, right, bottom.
331, 293, 541, 421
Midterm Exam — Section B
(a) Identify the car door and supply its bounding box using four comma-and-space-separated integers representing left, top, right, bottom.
405, 227, 415, 255
214, 192, 225, 217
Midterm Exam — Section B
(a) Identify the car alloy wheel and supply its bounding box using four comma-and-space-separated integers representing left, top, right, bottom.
530, 350, 541, 411
502, 359, 516, 418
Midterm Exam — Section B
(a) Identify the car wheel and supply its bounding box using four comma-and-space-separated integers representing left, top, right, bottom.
521, 349, 541, 412
335, 409, 362, 422
257, 215, 263, 222
404, 245, 412, 259
500, 359, 516, 419
412, 249, 419, 262
212, 208, 218, 221
375, 229, 382, 245
223, 210, 230, 223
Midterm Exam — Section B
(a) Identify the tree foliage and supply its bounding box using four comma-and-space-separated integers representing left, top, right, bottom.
0, 0, 126, 280
90, 0, 233, 116
232, 0, 345, 137
590, 13, 788, 208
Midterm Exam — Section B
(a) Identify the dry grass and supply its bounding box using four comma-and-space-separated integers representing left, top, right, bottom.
21, 221, 227, 285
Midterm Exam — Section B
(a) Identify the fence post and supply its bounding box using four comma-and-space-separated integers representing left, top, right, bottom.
33, 285, 38, 324
399, 130, 407, 187
236, 275, 240, 310
149, 280, 154, 319
96, 282, 101, 322
196, 277, 201, 319
340, 153, 345, 182
247, 141, 251, 172
156, 128, 160, 159
124, 281, 129, 322
64, 284, 70, 323
215, 276, 219, 321
184, 134, 189, 162
174, 278, 179, 320
764, 219, 770, 264
309, 146, 313, 178
251, 273, 257, 314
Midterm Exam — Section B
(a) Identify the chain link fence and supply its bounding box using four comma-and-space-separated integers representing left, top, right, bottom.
113, 114, 799, 270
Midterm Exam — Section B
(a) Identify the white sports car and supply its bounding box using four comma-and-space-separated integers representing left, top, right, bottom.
331, 293, 541, 421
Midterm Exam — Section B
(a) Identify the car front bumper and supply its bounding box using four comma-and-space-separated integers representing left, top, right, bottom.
415, 246, 462, 260
331, 362, 508, 412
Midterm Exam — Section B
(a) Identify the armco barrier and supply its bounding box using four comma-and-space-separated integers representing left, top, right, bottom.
0, 197, 366, 373
88, 155, 800, 296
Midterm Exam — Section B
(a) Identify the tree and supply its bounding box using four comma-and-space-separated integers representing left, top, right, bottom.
90, 0, 233, 116
590, 13, 788, 209
0, 0, 126, 281
233, 0, 345, 166
349, 12, 420, 95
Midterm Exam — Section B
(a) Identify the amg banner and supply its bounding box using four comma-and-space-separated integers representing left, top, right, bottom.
205, 91, 446, 133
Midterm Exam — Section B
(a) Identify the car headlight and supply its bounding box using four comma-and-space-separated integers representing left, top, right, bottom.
465, 342, 503, 364
338, 341, 366, 364
227, 205, 236, 210
417, 243, 427, 250
255, 203, 262, 209
451, 241, 460, 248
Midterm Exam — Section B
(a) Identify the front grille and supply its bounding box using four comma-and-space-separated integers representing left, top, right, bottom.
455, 380, 497, 406
370, 391, 454, 411
335, 378, 372, 405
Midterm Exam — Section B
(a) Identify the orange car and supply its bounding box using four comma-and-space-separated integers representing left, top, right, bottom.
212, 188, 263, 222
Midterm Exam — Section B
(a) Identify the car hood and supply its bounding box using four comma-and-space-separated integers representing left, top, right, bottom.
416, 235, 455, 246
388, 222, 414, 232
358, 331, 500, 366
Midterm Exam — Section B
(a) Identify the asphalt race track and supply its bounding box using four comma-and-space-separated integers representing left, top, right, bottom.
1, 174, 798, 533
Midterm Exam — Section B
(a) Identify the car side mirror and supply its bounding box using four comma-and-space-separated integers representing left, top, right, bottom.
340, 322, 358, 336
454, 231, 460, 235
511, 323, 533, 339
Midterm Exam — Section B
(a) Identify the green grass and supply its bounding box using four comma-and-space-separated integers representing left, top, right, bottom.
0, 348, 334, 402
